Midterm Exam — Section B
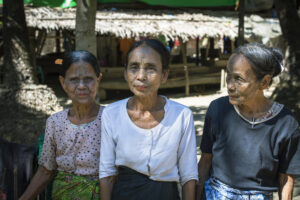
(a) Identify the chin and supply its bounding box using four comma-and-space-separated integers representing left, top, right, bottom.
75, 99, 94, 105
228, 98, 240, 106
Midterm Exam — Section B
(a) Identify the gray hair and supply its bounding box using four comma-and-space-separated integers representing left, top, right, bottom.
228, 43, 283, 83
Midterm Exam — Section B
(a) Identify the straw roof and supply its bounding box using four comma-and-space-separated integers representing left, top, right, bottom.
25, 7, 281, 42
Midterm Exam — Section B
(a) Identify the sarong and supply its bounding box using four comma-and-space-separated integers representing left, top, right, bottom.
112, 166, 180, 200
203, 177, 273, 200
51, 171, 100, 200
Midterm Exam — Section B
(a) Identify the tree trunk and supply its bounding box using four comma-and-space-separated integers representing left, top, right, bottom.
3, 0, 37, 87
75, 0, 97, 56
273, 0, 300, 121
1, 0, 62, 145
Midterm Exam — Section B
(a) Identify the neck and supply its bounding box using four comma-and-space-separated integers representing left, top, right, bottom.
129, 94, 164, 112
70, 102, 99, 121
237, 93, 272, 119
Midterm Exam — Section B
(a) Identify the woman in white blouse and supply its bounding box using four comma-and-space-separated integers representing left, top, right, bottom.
99, 39, 198, 200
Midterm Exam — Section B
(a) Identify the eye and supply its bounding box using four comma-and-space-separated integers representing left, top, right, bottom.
69, 78, 79, 84
236, 76, 245, 82
83, 77, 94, 83
147, 67, 156, 71
128, 65, 139, 70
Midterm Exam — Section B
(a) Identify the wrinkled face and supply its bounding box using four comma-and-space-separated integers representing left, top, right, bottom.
59, 62, 101, 105
226, 55, 261, 106
125, 45, 168, 97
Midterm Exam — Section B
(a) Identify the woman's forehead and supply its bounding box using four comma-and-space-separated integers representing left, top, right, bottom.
66, 62, 95, 75
228, 56, 257, 77
128, 45, 161, 61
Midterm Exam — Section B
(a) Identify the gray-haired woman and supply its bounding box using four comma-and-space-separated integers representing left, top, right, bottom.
197, 43, 300, 200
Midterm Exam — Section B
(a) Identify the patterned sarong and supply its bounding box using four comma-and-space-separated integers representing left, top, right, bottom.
203, 177, 273, 200
51, 171, 100, 200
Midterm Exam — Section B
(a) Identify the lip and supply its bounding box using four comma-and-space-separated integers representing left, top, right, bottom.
135, 85, 147, 90
77, 93, 89, 97
228, 95, 238, 99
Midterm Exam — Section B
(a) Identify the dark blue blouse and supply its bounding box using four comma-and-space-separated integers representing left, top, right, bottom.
201, 96, 300, 191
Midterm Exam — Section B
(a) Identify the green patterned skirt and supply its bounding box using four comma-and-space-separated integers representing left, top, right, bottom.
51, 171, 100, 200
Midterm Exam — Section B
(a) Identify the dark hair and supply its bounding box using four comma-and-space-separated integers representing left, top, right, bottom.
125, 39, 170, 70
60, 50, 100, 77
228, 43, 283, 84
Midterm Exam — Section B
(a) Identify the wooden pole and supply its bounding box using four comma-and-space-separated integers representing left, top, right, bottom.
110, 37, 118, 67
180, 40, 189, 96
238, 0, 245, 46
36, 30, 47, 57
220, 68, 227, 92
13, 165, 18, 200
56, 30, 60, 53
196, 37, 200, 66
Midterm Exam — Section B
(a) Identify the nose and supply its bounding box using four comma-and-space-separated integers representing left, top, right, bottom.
226, 77, 235, 92
77, 79, 86, 89
136, 68, 146, 80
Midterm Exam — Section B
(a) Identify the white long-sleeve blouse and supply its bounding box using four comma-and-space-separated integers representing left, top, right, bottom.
99, 97, 198, 185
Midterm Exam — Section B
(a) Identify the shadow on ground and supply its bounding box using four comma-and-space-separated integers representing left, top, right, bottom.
189, 106, 208, 135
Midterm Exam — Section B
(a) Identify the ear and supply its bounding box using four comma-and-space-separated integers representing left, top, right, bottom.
161, 69, 169, 84
97, 73, 103, 82
59, 75, 67, 92
124, 69, 128, 82
259, 74, 271, 90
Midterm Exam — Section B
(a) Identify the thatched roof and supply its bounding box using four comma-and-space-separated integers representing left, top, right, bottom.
25, 7, 281, 42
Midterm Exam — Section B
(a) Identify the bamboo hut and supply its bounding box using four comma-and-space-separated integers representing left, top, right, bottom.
25, 7, 282, 97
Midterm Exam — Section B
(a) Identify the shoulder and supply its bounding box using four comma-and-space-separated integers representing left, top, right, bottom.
47, 109, 68, 124
166, 98, 193, 115
206, 96, 231, 116
209, 96, 230, 108
276, 105, 299, 131
102, 98, 128, 117
104, 98, 128, 111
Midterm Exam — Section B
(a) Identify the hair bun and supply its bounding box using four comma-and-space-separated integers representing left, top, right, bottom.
271, 48, 283, 77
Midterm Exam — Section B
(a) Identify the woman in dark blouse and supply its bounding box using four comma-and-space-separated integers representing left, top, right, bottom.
197, 43, 300, 200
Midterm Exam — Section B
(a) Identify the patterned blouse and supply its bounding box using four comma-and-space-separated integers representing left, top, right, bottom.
39, 106, 104, 179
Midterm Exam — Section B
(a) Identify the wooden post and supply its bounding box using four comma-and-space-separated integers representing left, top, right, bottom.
238, 0, 245, 46
56, 30, 61, 53
13, 165, 18, 200
231, 39, 235, 54
184, 65, 190, 96
110, 37, 118, 67
180, 40, 189, 96
196, 37, 200, 66
36, 30, 47, 57
220, 68, 227, 92
205, 37, 210, 61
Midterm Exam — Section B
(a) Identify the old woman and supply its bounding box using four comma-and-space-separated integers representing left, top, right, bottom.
20, 50, 104, 199
99, 39, 198, 200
